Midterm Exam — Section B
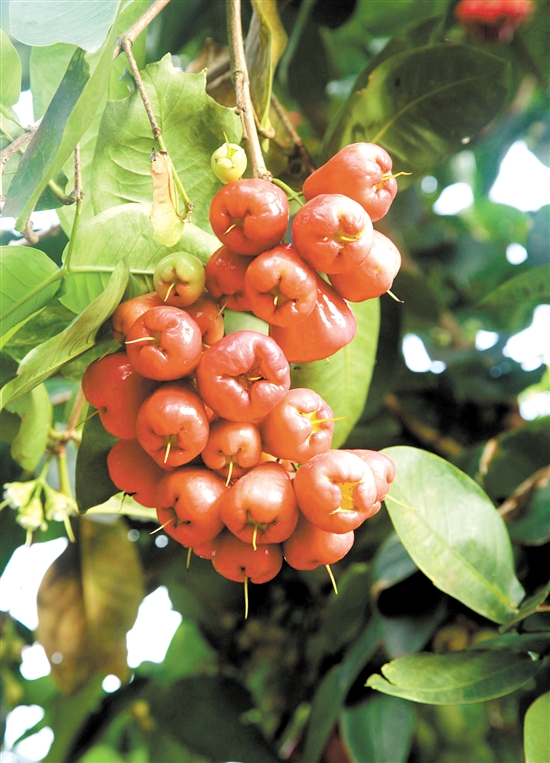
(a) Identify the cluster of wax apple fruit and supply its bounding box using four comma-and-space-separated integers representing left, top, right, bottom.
455, 0, 534, 42
81, 141, 399, 590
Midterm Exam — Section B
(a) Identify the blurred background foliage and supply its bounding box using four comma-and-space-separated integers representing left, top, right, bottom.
1, 0, 549, 761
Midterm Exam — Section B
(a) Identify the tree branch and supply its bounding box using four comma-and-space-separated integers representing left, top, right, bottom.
226, 0, 270, 180
113, 0, 172, 59
498, 465, 550, 520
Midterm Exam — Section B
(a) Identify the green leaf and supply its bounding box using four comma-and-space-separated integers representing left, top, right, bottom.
500, 581, 550, 632
478, 264, 550, 312
90, 57, 243, 231
9, 0, 119, 51
291, 297, 380, 448
0, 30, 22, 110
303, 616, 383, 763
4, 16, 119, 230
75, 411, 118, 513
3, 301, 76, 363
30, 43, 77, 120
59, 203, 219, 313
137, 620, 216, 683
340, 694, 415, 763
9, 384, 52, 471
508, 479, 550, 546
366, 650, 541, 704
0, 260, 129, 410
524, 692, 550, 763
324, 44, 510, 178
86, 493, 156, 522
245, 0, 287, 129
147, 676, 280, 763
371, 532, 418, 600
0, 246, 62, 335
382, 446, 524, 624
468, 632, 550, 654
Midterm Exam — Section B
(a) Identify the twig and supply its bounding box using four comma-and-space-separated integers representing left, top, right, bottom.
271, 93, 315, 174
122, 39, 162, 139
9, 223, 62, 246
113, 0, 172, 59
72, 143, 83, 202
226, 0, 270, 180
384, 393, 463, 459
0, 124, 39, 172
498, 465, 550, 520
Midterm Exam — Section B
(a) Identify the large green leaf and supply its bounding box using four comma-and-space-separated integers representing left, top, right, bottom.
147, 676, 280, 763
382, 446, 524, 624
302, 616, 383, 763
366, 650, 541, 704
245, 0, 287, 129
323, 44, 510, 177
524, 692, 550, 763
75, 412, 118, 513
3, 301, 76, 362
3, 16, 119, 230
499, 581, 550, 632
59, 203, 219, 313
0, 261, 129, 409
0, 246, 63, 335
0, 30, 21, 111
90, 57, 243, 231
478, 264, 550, 313
9, 384, 52, 471
340, 694, 415, 763
9, 0, 119, 51
30, 43, 77, 120
291, 297, 380, 448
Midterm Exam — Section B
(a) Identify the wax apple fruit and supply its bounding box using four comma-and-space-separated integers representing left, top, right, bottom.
284, 513, 354, 570
205, 246, 252, 312
201, 419, 262, 480
209, 178, 289, 256
212, 532, 283, 583
196, 330, 291, 422
125, 305, 202, 381
244, 244, 317, 327
111, 292, 163, 344
292, 193, 374, 274
136, 383, 209, 469
303, 143, 397, 222
260, 387, 334, 463
81, 352, 156, 440
153, 252, 206, 308
107, 439, 165, 507
155, 467, 227, 547
294, 450, 379, 533
219, 463, 298, 546
328, 230, 401, 301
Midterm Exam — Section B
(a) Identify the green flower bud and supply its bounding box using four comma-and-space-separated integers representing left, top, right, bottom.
211, 138, 247, 184
44, 486, 79, 522
3, 481, 38, 510
16, 497, 47, 532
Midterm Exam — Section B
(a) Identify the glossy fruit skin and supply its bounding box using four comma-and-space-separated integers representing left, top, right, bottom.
112, 292, 163, 344
211, 141, 247, 183
260, 387, 334, 463
303, 143, 397, 222
201, 419, 262, 479
81, 352, 157, 440
209, 179, 290, 256
125, 305, 202, 381
196, 330, 291, 422
184, 294, 225, 346
244, 244, 317, 327
328, 230, 401, 302
107, 439, 165, 508
344, 449, 396, 506
205, 246, 252, 312
212, 532, 283, 583
136, 383, 209, 469
220, 463, 298, 545
455, 0, 534, 41
283, 513, 354, 570
294, 450, 378, 533
155, 467, 227, 547
269, 272, 356, 363
292, 194, 374, 274
153, 252, 206, 308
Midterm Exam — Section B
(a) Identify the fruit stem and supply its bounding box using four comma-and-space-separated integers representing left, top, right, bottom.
325, 564, 338, 595
244, 575, 249, 619
186, 547, 192, 571
271, 178, 305, 208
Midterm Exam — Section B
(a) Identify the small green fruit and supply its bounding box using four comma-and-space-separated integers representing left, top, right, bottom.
211, 136, 247, 184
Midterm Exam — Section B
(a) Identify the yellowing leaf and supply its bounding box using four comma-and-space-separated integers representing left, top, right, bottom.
37, 517, 144, 694
149, 149, 184, 247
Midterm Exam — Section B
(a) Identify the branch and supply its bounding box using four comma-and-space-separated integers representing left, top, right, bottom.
271, 93, 315, 174
113, 0, 172, 59
226, 0, 270, 180
384, 393, 463, 459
